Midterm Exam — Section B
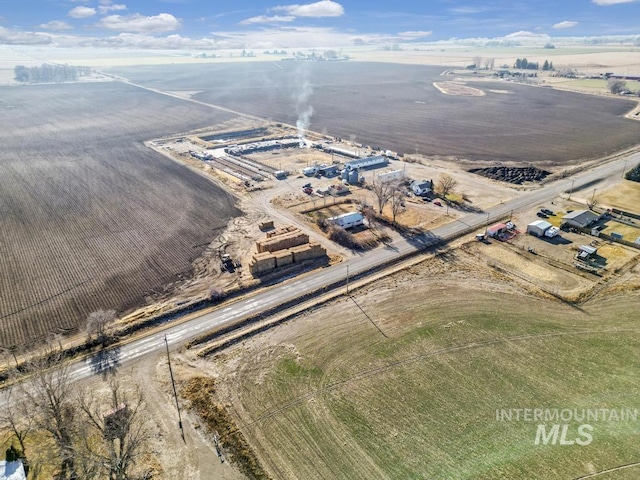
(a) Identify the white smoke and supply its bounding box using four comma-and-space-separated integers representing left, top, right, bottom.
294, 67, 314, 147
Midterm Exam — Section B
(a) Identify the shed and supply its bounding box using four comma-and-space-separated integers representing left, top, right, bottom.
327, 212, 364, 229
578, 245, 597, 258
562, 210, 599, 229
487, 223, 508, 238
527, 220, 552, 237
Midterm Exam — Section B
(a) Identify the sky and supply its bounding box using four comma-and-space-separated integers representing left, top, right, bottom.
0, 0, 639, 50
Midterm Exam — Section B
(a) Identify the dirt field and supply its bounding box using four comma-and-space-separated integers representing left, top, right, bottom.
201, 249, 640, 479
108, 62, 640, 166
598, 178, 640, 212
0, 82, 241, 347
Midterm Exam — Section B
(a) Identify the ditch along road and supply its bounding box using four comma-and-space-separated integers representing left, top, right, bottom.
54, 149, 640, 385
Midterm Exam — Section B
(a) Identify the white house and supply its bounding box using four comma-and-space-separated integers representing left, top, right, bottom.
0, 460, 27, 480
410, 179, 433, 196
327, 212, 364, 229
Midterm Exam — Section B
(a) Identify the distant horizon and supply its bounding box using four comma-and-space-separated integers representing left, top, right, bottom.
1, 0, 640, 50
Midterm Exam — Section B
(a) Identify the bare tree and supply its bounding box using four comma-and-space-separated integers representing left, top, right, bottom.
86, 309, 117, 345
472, 56, 482, 70
608, 78, 627, 94
0, 387, 34, 460
371, 179, 394, 216
77, 380, 153, 480
437, 173, 458, 198
20, 359, 78, 479
389, 182, 408, 223
484, 58, 495, 71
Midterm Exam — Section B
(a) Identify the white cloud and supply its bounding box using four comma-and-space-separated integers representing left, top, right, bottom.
592, 0, 637, 5
39, 20, 73, 31
505, 30, 550, 40
96, 13, 181, 33
0, 26, 53, 45
99, 3, 127, 14
397, 30, 433, 39
553, 21, 578, 29
68, 6, 97, 18
273, 0, 344, 18
240, 15, 296, 25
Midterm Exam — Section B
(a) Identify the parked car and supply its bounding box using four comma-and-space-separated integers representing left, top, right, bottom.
303, 183, 311, 188
434, 201, 442, 207
303, 187, 313, 194
541, 208, 554, 215
537, 211, 548, 218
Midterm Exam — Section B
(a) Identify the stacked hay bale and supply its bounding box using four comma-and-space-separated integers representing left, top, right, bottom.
249, 224, 327, 276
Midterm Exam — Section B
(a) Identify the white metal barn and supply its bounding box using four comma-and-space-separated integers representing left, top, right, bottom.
327, 212, 364, 229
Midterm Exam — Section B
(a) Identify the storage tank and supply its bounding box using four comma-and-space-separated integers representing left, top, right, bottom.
348, 168, 360, 184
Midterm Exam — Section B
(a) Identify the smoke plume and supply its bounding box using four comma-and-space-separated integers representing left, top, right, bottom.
294, 67, 314, 146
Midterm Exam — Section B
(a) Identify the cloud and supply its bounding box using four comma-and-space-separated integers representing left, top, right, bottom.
96, 13, 181, 33
592, 0, 637, 4
39, 20, 73, 31
98, 3, 127, 14
504, 30, 550, 40
397, 30, 433, 39
273, 0, 344, 18
240, 15, 296, 25
68, 6, 97, 18
553, 20, 578, 29
449, 6, 490, 14
0, 26, 53, 45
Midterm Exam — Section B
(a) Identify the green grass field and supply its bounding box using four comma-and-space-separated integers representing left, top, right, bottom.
219, 256, 640, 479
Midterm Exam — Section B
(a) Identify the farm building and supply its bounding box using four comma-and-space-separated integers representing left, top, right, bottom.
487, 223, 508, 238
317, 165, 339, 176
344, 155, 389, 171
562, 210, 600, 229
411, 179, 433, 196
527, 220, 552, 237
577, 245, 598, 260
376, 169, 405, 183
327, 212, 364, 229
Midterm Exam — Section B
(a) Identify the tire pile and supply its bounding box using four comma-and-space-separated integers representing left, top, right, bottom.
469, 166, 551, 184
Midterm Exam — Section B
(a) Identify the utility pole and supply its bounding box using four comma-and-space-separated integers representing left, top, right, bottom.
485, 212, 490, 235
346, 265, 350, 295
568, 179, 575, 200
165, 335, 185, 442
621, 159, 628, 179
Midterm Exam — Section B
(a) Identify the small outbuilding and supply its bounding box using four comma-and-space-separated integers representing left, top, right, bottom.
577, 245, 598, 259
562, 210, 599, 229
487, 223, 508, 238
327, 212, 364, 229
527, 220, 552, 237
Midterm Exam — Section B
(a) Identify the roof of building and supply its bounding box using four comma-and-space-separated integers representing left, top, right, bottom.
528, 220, 552, 230
487, 223, 507, 233
579, 245, 597, 255
329, 211, 363, 222
411, 180, 432, 188
562, 210, 599, 225
0, 461, 27, 480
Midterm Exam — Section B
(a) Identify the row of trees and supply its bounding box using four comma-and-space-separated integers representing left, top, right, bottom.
14, 64, 91, 83
514, 58, 554, 71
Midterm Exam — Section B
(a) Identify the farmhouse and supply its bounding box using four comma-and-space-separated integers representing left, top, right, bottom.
0, 460, 27, 480
562, 210, 600, 229
527, 220, 552, 237
411, 179, 433, 196
327, 212, 364, 229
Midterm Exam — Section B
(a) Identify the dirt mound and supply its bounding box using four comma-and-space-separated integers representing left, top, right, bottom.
469, 166, 551, 184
